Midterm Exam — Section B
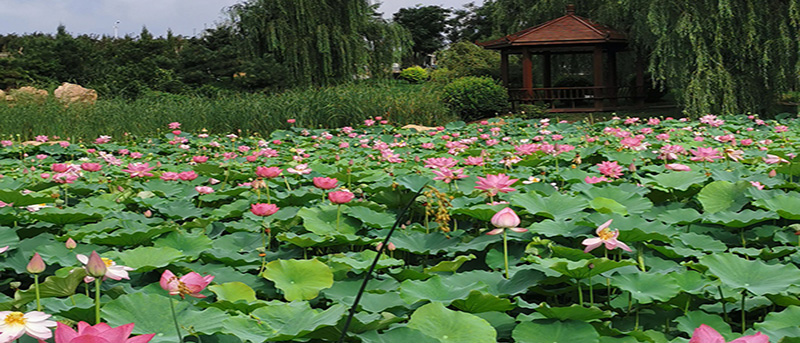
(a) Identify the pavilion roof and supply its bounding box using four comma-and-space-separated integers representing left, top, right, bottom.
478, 5, 627, 50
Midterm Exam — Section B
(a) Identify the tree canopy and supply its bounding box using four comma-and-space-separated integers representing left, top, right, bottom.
485, 0, 800, 116
393, 5, 451, 65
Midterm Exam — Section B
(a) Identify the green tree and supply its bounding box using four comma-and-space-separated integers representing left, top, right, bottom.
227, 0, 411, 87
447, 1, 496, 44
393, 5, 451, 66
489, 0, 800, 116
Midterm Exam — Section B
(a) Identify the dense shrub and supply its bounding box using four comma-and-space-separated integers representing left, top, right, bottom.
442, 76, 508, 122
399, 66, 429, 83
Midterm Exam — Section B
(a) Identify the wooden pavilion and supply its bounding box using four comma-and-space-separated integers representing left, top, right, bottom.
478, 4, 645, 112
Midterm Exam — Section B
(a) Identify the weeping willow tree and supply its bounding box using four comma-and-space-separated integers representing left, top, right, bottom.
490, 0, 800, 116
227, 0, 411, 87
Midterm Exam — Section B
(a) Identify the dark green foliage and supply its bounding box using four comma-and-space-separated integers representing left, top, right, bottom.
446, 1, 496, 43
442, 76, 508, 121
393, 5, 451, 65
0, 81, 456, 140
436, 41, 500, 79
399, 66, 429, 83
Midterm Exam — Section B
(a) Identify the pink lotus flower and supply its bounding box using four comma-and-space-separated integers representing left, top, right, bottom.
584, 176, 609, 184
77, 252, 133, 281
597, 161, 623, 178
750, 181, 765, 190
313, 177, 338, 190
763, 154, 788, 164
94, 135, 111, 144
486, 208, 528, 235
287, 119, 296, 124
160, 172, 179, 181
195, 186, 214, 194
688, 324, 768, 343
168, 122, 181, 129
256, 166, 282, 178
122, 163, 154, 178
51, 163, 68, 173
160, 270, 214, 299
690, 147, 722, 162
192, 156, 208, 163
329, 190, 355, 204
80, 163, 102, 172
251, 203, 279, 216
0, 311, 57, 342
424, 157, 458, 169
287, 164, 311, 175
55, 321, 155, 343
432, 168, 468, 184
178, 171, 198, 181
0, 246, 9, 253
666, 163, 692, 171
65, 238, 77, 249
582, 219, 632, 253
475, 174, 519, 196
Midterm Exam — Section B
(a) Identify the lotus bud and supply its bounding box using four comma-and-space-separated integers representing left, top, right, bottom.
65, 238, 77, 249
86, 251, 107, 278
491, 208, 521, 228
27, 252, 46, 274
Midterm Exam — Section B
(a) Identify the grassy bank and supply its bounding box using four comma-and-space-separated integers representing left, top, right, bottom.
0, 81, 457, 141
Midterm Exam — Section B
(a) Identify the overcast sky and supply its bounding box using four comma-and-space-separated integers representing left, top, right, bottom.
0, 0, 480, 38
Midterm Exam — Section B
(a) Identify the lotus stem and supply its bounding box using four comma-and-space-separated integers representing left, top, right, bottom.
336, 204, 342, 233
169, 296, 182, 343
502, 230, 510, 279
94, 278, 102, 324
741, 290, 746, 333
637, 244, 646, 272
577, 278, 583, 306
719, 286, 729, 323
34, 274, 41, 311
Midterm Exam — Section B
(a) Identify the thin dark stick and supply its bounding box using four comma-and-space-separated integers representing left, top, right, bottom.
337, 185, 427, 343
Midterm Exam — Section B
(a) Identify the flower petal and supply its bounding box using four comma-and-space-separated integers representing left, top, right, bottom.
689, 324, 725, 343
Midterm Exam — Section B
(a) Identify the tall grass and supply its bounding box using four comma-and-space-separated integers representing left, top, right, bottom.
0, 81, 456, 141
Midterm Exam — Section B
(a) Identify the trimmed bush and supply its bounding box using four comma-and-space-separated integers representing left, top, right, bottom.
399, 66, 429, 83
442, 76, 508, 122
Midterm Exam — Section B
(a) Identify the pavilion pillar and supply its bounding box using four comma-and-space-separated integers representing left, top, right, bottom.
607, 49, 618, 108
635, 53, 645, 107
592, 46, 604, 111
522, 48, 533, 99
543, 52, 552, 87
500, 50, 509, 88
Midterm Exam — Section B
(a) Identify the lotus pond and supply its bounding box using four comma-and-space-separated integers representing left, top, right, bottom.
0, 114, 799, 343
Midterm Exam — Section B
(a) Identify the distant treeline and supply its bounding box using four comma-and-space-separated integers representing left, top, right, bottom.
0, 0, 411, 99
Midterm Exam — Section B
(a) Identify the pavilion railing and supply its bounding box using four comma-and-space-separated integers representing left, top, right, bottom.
508, 86, 641, 108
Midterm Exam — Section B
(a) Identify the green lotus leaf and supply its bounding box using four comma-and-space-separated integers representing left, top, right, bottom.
329, 250, 404, 271
14, 268, 87, 306
589, 197, 628, 215
407, 302, 497, 343
673, 310, 734, 341
451, 290, 514, 313
154, 230, 213, 260
611, 272, 681, 303
511, 191, 588, 221
399, 275, 483, 305
222, 301, 346, 342
395, 174, 430, 192
390, 231, 459, 254
578, 184, 653, 214
527, 219, 589, 238
678, 232, 727, 253
298, 205, 359, 235
358, 327, 439, 343
549, 258, 636, 279
0, 189, 55, 206
153, 199, 203, 220
534, 303, 613, 321
656, 207, 702, 225
699, 253, 800, 295
345, 205, 395, 229
513, 319, 599, 343
262, 259, 334, 301
752, 194, 800, 220
424, 254, 476, 273
103, 292, 228, 343
112, 246, 185, 272
702, 209, 780, 227
753, 305, 800, 341
697, 180, 750, 214
644, 171, 708, 191
28, 207, 103, 225
209, 282, 257, 303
